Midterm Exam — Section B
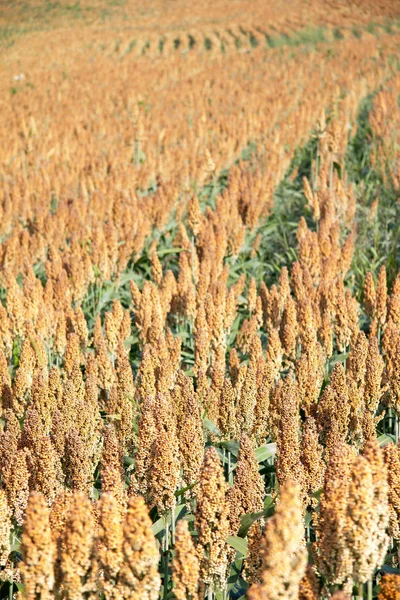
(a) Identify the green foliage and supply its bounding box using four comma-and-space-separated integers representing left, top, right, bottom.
345, 83, 400, 292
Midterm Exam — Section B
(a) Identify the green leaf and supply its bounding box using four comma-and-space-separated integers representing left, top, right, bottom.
123, 336, 136, 347
203, 417, 221, 436
381, 565, 400, 575
264, 495, 274, 512
157, 246, 185, 256
259, 464, 276, 475
305, 511, 312, 526
332, 161, 342, 178
10, 540, 21, 553
330, 351, 350, 364
220, 441, 240, 457
174, 482, 198, 497
237, 511, 265, 538
377, 433, 395, 447
312, 489, 323, 499
151, 518, 165, 536
173, 504, 187, 522
255, 442, 276, 463
227, 535, 248, 557
151, 504, 187, 535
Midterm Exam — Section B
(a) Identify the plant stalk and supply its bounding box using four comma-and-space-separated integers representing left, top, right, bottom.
171, 509, 175, 545
163, 521, 170, 600
358, 582, 364, 599
367, 578, 373, 600
9, 563, 13, 600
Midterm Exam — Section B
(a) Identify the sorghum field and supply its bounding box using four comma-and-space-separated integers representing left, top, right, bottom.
1, 1, 400, 599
